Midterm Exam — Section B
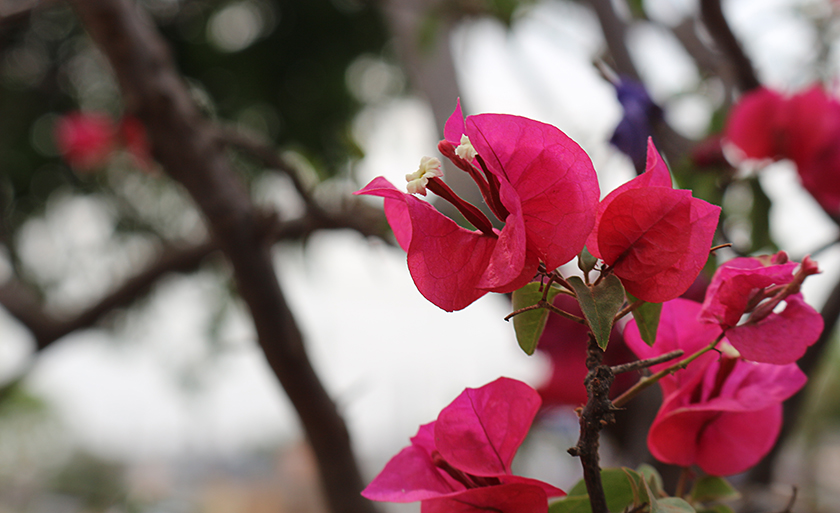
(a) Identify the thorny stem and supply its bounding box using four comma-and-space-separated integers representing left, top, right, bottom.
568, 333, 615, 513
614, 298, 644, 323
609, 350, 684, 375
612, 333, 726, 408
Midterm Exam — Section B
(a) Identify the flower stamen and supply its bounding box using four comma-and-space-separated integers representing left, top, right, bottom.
406, 156, 444, 196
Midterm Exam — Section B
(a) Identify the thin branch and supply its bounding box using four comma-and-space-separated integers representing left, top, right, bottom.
217, 126, 316, 206
610, 350, 684, 375
612, 333, 724, 408
613, 298, 643, 323
0, 239, 215, 351
65, 2, 377, 513
0, 200, 388, 352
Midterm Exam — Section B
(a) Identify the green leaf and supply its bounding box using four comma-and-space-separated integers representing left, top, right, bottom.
643, 477, 696, 513
511, 283, 562, 355
655, 498, 697, 512
578, 246, 598, 276
567, 275, 625, 350
690, 476, 741, 503
627, 293, 662, 347
561, 468, 641, 513
548, 496, 592, 513
637, 463, 664, 497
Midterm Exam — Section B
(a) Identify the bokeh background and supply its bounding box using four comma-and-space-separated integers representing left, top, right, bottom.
2, 0, 840, 512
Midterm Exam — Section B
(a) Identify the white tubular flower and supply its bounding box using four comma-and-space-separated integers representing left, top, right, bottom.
405, 156, 443, 195
455, 134, 477, 161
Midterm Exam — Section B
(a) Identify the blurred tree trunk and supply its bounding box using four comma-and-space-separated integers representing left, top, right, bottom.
66, 2, 377, 513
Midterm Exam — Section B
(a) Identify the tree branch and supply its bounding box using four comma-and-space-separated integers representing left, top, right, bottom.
64, 2, 377, 512
699, 0, 760, 92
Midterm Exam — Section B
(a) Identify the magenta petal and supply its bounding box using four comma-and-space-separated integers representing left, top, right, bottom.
445, 99, 467, 144
647, 357, 805, 476
699, 258, 798, 329
363, 423, 463, 502
498, 475, 566, 499
694, 406, 782, 476
615, 195, 720, 303
476, 183, 532, 291
435, 378, 541, 477
726, 294, 823, 364
356, 176, 500, 311
421, 484, 549, 513
647, 405, 711, 468
406, 202, 498, 311
466, 114, 600, 270
355, 176, 413, 251
587, 138, 672, 258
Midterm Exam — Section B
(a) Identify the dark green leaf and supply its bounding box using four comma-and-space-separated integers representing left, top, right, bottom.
627, 293, 662, 347
511, 283, 562, 355
690, 476, 741, 503
562, 468, 641, 513
567, 275, 625, 350
578, 246, 598, 276
641, 476, 696, 513
637, 463, 664, 497
655, 498, 697, 512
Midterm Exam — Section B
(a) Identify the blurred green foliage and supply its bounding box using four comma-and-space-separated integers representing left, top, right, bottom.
0, 0, 390, 245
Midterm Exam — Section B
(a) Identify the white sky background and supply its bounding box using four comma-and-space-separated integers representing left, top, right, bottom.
0, 0, 839, 496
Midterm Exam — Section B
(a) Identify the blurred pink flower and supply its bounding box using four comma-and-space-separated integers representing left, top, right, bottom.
54, 112, 155, 174
54, 112, 117, 172
726, 86, 840, 215
363, 377, 565, 513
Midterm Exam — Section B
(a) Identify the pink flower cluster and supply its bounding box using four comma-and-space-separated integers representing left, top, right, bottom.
624, 251, 820, 475
726, 86, 840, 215
363, 378, 565, 513
54, 112, 153, 173
357, 101, 720, 311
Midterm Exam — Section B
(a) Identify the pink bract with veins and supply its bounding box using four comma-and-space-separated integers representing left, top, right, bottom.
362, 377, 565, 513
356, 100, 600, 311
587, 139, 720, 303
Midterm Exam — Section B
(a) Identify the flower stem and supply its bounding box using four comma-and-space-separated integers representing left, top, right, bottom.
612, 333, 725, 408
